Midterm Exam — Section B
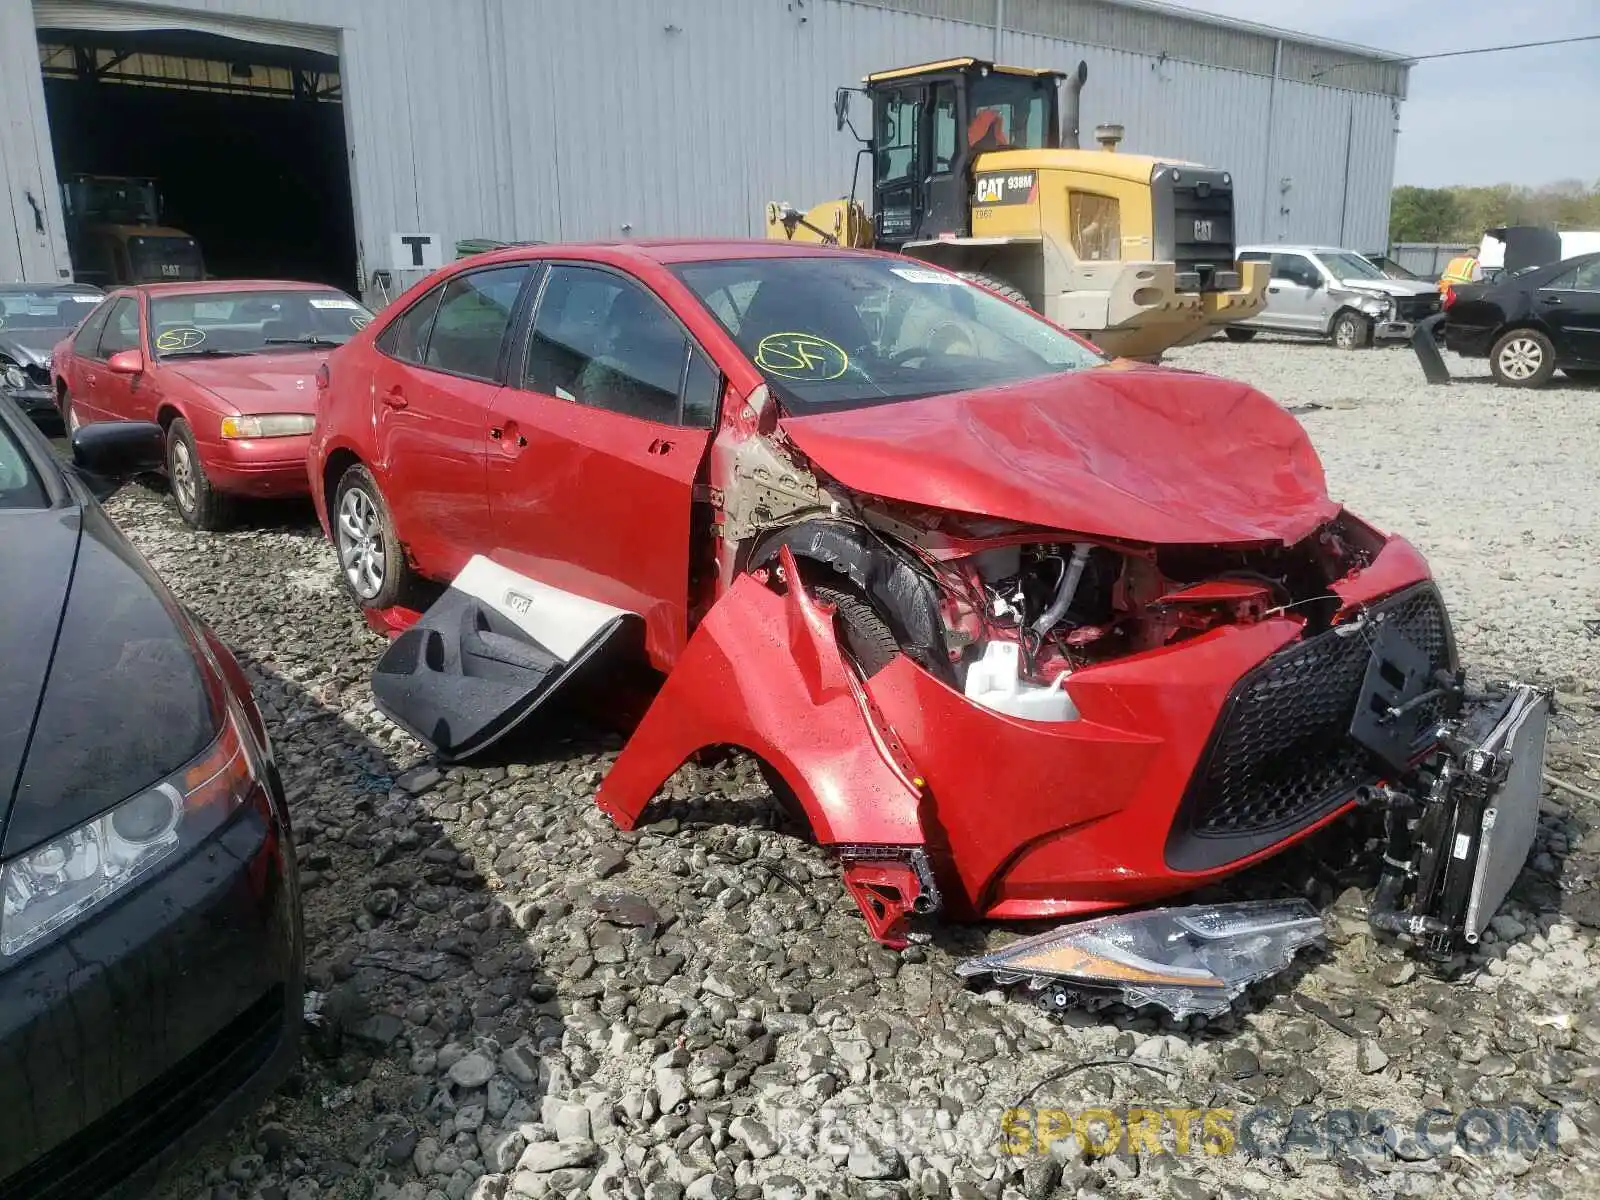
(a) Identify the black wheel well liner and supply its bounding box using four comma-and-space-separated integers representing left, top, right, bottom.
746, 518, 954, 684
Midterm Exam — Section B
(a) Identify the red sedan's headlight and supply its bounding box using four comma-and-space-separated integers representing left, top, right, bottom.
0, 707, 260, 959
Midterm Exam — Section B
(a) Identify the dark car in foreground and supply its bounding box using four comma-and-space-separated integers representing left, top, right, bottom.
0, 397, 302, 1198
1443, 251, 1600, 386
0, 283, 104, 420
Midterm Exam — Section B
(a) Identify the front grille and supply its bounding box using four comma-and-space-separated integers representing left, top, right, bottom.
1394, 293, 1442, 321
1172, 186, 1235, 291
1166, 584, 1455, 872
2, 988, 287, 1200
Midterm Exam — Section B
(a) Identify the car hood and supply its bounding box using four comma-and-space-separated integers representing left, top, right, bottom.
777, 367, 1339, 546
1338, 278, 1437, 298
0, 503, 214, 856
166, 349, 327, 414
0, 329, 69, 369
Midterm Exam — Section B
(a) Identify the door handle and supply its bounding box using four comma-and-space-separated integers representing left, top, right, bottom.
647, 438, 675, 456
1267, 286, 1280, 294
490, 425, 527, 448
381, 388, 408, 410
1540, 295, 1562, 306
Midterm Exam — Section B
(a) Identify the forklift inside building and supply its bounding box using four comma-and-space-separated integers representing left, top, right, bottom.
37, 26, 358, 292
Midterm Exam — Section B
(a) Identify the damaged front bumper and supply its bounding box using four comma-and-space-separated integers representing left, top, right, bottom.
959, 681, 1551, 1018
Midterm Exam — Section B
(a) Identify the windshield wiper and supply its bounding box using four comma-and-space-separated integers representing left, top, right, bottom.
161, 348, 251, 359
264, 335, 343, 347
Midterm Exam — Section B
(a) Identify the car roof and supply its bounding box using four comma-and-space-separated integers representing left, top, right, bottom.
135, 279, 347, 297
1237, 245, 1350, 255
456, 237, 884, 271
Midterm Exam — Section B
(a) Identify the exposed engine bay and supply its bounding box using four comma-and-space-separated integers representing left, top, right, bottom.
841, 502, 1387, 723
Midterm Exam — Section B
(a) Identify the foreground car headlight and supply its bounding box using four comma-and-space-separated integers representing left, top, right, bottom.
956, 899, 1326, 1018
0, 711, 256, 958
1, 364, 25, 392
220, 413, 316, 439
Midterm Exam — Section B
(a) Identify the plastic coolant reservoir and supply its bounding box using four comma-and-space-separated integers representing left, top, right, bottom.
962, 640, 1079, 722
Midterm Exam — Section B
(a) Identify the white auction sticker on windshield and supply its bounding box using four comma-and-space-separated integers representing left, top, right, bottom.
890, 267, 962, 285
71, 295, 100, 303
310, 297, 364, 310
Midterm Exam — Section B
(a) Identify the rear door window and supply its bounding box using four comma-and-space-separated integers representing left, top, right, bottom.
424, 266, 532, 380
524, 265, 690, 425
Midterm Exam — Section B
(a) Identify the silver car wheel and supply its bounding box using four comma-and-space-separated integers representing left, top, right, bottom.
337, 486, 386, 600
169, 438, 197, 515
1497, 337, 1543, 381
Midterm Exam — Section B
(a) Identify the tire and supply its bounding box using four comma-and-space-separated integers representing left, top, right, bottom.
956, 271, 1032, 309
1489, 329, 1557, 388
1223, 327, 1258, 343
166, 417, 232, 530
1331, 310, 1372, 350
332, 463, 419, 608
60, 388, 80, 434
813, 583, 900, 678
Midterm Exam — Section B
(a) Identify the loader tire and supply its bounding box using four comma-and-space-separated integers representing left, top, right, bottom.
957, 271, 1032, 309
1224, 327, 1258, 342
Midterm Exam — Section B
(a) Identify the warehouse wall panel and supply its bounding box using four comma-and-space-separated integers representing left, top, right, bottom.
2, 0, 1405, 292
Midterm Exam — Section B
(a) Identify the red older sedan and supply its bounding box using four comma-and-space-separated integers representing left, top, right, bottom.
307, 240, 1545, 999
52, 280, 371, 529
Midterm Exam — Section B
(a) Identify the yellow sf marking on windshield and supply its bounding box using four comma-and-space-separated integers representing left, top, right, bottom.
754, 332, 849, 381
155, 327, 205, 351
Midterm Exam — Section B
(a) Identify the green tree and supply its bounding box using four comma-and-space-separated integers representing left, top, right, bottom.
1389, 186, 1463, 242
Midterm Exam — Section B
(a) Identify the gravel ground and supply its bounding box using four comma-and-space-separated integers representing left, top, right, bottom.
114, 338, 1599, 1200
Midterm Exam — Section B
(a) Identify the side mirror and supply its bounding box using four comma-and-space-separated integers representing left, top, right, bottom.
106, 348, 144, 375
72, 421, 165, 484
834, 88, 851, 132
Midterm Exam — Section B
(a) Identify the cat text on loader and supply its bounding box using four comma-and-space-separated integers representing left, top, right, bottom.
765, 57, 1267, 360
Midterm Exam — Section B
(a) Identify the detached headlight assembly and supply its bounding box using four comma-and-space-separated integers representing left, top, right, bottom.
0, 710, 258, 958
1, 364, 25, 392
219, 413, 316, 439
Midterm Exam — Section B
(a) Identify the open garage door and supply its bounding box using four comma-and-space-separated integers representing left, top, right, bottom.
34, 6, 357, 293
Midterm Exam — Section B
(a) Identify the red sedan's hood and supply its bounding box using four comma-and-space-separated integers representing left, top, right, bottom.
166, 349, 326, 415
777, 367, 1339, 546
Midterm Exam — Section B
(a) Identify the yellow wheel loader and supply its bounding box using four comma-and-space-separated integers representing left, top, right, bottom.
765, 58, 1266, 360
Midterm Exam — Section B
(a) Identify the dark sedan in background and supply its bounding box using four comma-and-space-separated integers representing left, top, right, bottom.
0, 284, 104, 421
1443, 251, 1600, 387
0, 397, 302, 1198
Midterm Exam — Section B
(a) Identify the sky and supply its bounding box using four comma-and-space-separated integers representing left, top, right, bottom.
1159, 0, 1600, 189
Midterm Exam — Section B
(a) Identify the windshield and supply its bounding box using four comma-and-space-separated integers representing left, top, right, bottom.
150, 290, 373, 358
0, 420, 46, 509
673, 256, 1104, 413
0, 288, 102, 332
967, 73, 1052, 151
1317, 251, 1387, 281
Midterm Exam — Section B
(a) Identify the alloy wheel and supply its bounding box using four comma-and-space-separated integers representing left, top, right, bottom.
1497, 337, 1543, 381
169, 439, 196, 515
337, 487, 386, 600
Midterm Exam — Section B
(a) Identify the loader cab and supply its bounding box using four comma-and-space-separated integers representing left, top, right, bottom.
860, 58, 1063, 250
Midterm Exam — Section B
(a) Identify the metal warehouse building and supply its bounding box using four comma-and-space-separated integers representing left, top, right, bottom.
0, 0, 1408, 299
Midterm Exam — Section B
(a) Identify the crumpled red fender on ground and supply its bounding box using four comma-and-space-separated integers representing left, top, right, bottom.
595, 549, 936, 945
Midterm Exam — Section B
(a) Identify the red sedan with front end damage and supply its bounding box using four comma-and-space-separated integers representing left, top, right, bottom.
51, 280, 372, 529
307, 241, 1463, 953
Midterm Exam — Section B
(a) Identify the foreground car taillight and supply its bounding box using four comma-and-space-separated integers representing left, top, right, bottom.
0, 709, 259, 959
